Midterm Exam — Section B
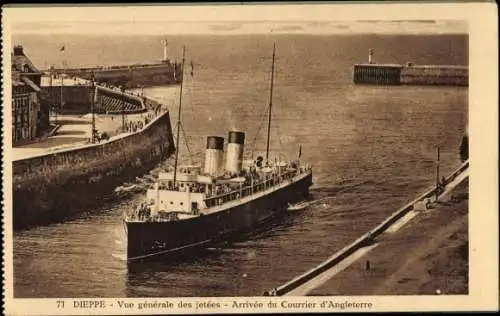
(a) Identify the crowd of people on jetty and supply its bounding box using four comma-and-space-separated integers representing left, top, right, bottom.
97, 81, 147, 99
87, 107, 161, 144
112, 111, 159, 135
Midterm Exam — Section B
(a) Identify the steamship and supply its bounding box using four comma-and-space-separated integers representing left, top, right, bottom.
124, 45, 313, 262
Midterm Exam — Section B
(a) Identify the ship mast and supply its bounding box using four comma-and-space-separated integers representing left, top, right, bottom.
173, 46, 186, 185
265, 43, 276, 164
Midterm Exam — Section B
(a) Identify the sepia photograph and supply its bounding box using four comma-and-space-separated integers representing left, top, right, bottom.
2, 2, 498, 314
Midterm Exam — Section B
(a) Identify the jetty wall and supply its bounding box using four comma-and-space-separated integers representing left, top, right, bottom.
353, 64, 402, 85
353, 64, 468, 86
400, 65, 468, 86
49, 62, 182, 89
94, 85, 146, 114
12, 110, 175, 230
269, 161, 469, 296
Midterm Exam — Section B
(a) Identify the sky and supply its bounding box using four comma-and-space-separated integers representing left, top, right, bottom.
3, 5, 469, 35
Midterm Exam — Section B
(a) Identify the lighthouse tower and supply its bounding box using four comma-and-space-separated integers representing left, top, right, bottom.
368, 48, 374, 64
161, 39, 169, 63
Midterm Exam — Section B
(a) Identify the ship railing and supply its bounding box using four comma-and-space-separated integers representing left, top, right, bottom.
204, 170, 299, 208
126, 206, 182, 223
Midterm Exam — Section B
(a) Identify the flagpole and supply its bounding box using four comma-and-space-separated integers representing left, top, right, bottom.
49, 65, 56, 125
60, 45, 65, 117
121, 86, 126, 132
298, 144, 302, 175
435, 146, 440, 200
90, 72, 96, 143
60, 75, 64, 115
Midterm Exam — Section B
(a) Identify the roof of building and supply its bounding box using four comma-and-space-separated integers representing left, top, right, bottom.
11, 48, 41, 74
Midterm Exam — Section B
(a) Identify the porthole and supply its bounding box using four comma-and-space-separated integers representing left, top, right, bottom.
180, 202, 184, 206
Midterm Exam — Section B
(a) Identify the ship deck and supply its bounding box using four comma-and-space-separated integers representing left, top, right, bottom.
201, 170, 312, 216
125, 170, 312, 223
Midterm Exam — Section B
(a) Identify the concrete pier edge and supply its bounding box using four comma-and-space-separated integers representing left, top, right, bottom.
267, 160, 469, 296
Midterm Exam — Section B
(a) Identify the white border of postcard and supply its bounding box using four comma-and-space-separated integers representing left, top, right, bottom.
2, 2, 498, 314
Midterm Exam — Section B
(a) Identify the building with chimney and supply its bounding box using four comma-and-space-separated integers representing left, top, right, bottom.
11, 45, 50, 145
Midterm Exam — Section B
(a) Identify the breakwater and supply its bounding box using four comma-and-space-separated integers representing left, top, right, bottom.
12, 109, 175, 230
94, 85, 146, 114
353, 63, 468, 86
49, 62, 182, 89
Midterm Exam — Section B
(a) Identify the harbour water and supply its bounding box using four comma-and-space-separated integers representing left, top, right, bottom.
13, 34, 468, 297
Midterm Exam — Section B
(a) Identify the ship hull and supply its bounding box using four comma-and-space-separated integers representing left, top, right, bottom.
126, 172, 313, 262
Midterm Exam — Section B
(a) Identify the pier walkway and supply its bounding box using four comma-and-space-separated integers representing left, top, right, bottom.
12, 112, 160, 161
269, 162, 469, 296
308, 180, 467, 295
12, 115, 92, 161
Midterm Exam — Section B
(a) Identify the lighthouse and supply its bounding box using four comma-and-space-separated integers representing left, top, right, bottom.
368, 48, 374, 64
161, 39, 169, 63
